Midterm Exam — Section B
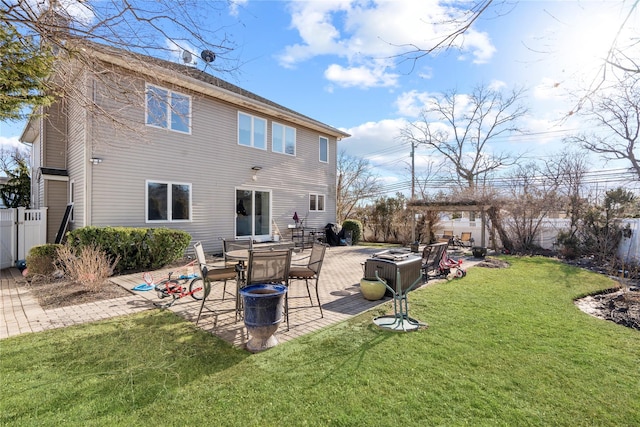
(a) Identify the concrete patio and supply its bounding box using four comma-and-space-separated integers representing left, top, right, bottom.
2, 245, 480, 349
109, 245, 403, 348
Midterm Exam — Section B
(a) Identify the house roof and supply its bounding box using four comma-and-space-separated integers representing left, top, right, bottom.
80, 42, 351, 140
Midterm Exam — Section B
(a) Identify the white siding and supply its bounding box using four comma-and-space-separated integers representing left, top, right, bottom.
41, 65, 344, 253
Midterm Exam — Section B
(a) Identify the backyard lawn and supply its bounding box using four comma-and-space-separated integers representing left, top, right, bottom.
1, 256, 638, 426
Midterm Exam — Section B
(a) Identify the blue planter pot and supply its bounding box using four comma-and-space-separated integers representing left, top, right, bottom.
240, 284, 287, 352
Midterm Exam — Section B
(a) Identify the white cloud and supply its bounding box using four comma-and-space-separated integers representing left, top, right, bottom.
229, 0, 249, 17
0, 136, 24, 149
394, 90, 435, 117
324, 63, 398, 88
278, 0, 496, 88
341, 118, 411, 175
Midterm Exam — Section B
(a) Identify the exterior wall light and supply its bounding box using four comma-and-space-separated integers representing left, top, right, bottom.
251, 166, 262, 181
89, 157, 103, 165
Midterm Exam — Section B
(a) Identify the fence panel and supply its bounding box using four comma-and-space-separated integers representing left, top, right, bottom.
17, 207, 48, 262
0, 208, 47, 269
1, 209, 17, 269
618, 218, 640, 263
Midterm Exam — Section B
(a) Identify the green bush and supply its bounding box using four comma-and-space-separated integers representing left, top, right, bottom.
341, 219, 363, 245
26, 244, 63, 277
66, 227, 191, 273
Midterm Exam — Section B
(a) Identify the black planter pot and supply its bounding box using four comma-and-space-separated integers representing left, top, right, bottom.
240, 284, 287, 352
472, 246, 487, 258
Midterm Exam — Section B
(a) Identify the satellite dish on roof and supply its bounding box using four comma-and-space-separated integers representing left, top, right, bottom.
182, 50, 193, 64
200, 50, 216, 63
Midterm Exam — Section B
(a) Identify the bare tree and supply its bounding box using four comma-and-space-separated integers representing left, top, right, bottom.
390, 1, 513, 72
0, 145, 31, 207
337, 150, 381, 223
3, 1, 238, 62
566, 72, 640, 180
0, 144, 29, 174
400, 84, 528, 190
500, 161, 561, 251
542, 149, 590, 239
3, 0, 240, 136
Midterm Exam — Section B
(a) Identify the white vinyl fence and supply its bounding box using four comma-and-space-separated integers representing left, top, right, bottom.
0, 207, 47, 269
441, 217, 640, 262
618, 218, 640, 263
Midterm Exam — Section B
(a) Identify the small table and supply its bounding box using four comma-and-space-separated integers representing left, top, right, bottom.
226, 249, 249, 262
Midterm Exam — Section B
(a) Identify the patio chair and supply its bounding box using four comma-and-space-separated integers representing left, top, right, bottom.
246, 248, 293, 329
222, 238, 253, 267
421, 242, 449, 281
194, 241, 234, 300
193, 242, 238, 326
454, 232, 474, 248
288, 242, 326, 321
438, 230, 454, 244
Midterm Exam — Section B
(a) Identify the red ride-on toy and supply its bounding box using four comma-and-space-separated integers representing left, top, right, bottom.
439, 250, 466, 279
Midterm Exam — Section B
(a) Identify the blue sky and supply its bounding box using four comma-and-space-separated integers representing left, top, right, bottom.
2, 0, 638, 193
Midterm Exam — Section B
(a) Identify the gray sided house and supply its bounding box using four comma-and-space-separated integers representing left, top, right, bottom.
20, 42, 350, 253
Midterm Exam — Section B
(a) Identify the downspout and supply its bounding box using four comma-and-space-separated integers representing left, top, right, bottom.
85, 76, 94, 226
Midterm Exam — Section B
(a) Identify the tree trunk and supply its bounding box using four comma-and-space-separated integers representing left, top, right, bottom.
487, 206, 513, 252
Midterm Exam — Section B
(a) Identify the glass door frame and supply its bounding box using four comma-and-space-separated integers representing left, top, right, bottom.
235, 187, 272, 241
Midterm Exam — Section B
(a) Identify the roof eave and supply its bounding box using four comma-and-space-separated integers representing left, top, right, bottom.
19, 115, 39, 144
89, 49, 350, 140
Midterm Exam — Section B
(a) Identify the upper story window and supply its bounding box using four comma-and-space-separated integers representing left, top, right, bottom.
309, 193, 325, 212
146, 180, 191, 222
145, 84, 191, 134
272, 122, 296, 155
319, 136, 328, 163
238, 112, 266, 149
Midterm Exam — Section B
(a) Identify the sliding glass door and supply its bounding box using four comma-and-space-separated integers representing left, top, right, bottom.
236, 189, 271, 240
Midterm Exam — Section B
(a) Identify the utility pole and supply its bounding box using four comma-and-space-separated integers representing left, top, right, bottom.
411, 141, 416, 243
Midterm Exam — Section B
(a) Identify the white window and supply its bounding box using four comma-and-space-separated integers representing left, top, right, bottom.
319, 136, 328, 163
238, 112, 266, 149
145, 84, 191, 133
272, 122, 296, 155
146, 180, 192, 222
309, 193, 325, 212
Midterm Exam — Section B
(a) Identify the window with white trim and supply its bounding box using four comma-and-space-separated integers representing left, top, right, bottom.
272, 122, 296, 155
238, 112, 266, 149
145, 84, 191, 133
146, 180, 191, 222
319, 136, 328, 163
309, 193, 325, 212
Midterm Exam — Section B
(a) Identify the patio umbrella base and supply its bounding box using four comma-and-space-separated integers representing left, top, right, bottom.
373, 315, 426, 332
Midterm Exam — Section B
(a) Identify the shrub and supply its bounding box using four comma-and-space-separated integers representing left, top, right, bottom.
66, 227, 191, 273
26, 244, 63, 277
341, 219, 363, 245
55, 245, 120, 292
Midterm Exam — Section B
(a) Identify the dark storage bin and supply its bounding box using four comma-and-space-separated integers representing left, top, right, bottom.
364, 251, 422, 295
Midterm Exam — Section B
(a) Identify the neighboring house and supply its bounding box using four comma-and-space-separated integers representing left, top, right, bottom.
20, 42, 350, 252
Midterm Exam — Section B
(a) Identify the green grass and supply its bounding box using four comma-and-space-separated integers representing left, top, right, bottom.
1, 257, 638, 426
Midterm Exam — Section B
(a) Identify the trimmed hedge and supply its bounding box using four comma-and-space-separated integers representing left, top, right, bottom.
26, 244, 63, 276
66, 227, 191, 273
341, 219, 363, 245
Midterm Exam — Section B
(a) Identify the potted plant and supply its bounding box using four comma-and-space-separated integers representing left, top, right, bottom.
239, 284, 288, 352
